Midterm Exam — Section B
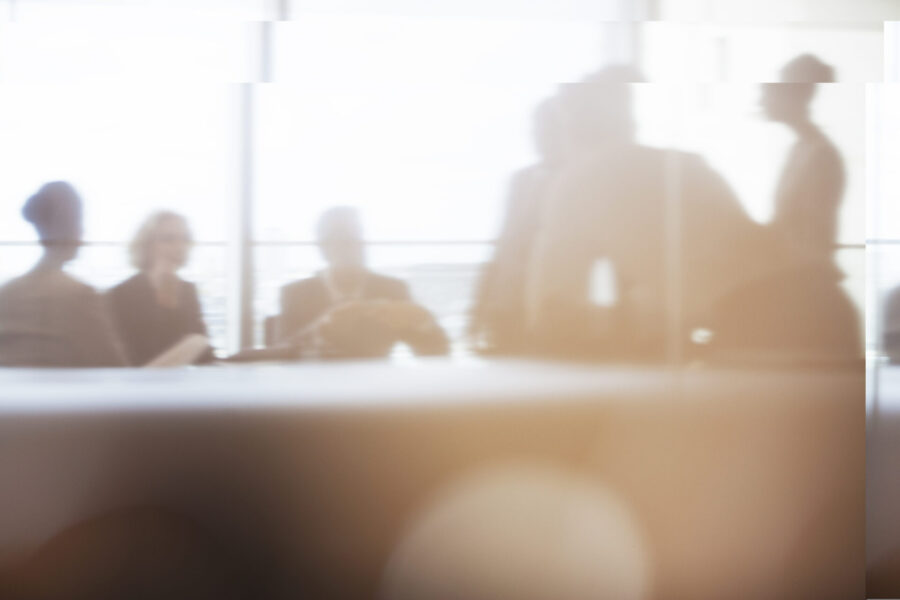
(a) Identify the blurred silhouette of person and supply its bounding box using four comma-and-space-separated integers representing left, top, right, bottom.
526, 66, 777, 359
275, 206, 448, 358
710, 55, 859, 361
761, 54, 844, 272
107, 211, 214, 366
881, 286, 900, 362
0, 182, 127, 367
526, 65, 859, 361
469, 96, 569, 354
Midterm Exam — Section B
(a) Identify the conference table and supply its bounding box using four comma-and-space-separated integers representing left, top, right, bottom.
0, 359, 863, 600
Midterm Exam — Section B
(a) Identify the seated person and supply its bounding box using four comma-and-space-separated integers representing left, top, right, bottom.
107, 211, 214, 366
0, 182, 127, 367
275, 206, 448, 358
882, 286, 900, 363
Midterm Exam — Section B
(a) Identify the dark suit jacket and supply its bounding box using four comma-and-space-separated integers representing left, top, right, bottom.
0, 268, 127, 368
277, 271, 449, 357
278, 271, 410, 344
107, 273, 210, 366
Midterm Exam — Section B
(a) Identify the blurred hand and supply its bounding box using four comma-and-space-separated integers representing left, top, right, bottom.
314, 301, 395, 358
316, 301, 374, 340
369, 301, 436, 335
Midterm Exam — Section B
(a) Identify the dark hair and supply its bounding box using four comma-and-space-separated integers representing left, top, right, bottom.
21, 181, 82, 242
559, 64, 645, 144
780, 54, 835, 83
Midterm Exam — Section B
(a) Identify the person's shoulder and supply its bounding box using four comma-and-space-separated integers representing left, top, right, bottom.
368, 272, 409, 294
651, 148, 730, 184
107, 272, 146, 297
644, 146, 709, 168
369, 272, 406, 286
0, 270, 98, 309
45, 271, 103, 303
510, 163, 549, 187
0, 271, 30, 290
62, 271, 99, 293
281, 276, 322, 297
568, 143, 677, 174
177, 276, 199, 293
887, 285, 900, 307
0, 272, 32, 300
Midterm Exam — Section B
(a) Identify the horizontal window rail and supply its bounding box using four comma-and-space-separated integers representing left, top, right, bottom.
0, 240, 867, 249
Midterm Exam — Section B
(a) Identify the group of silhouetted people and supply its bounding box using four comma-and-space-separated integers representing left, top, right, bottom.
0, 54, 861, 369
0, 183, 216, 367
0, 53, 868, 600
0, 183, 448, 367
471, 55, 859, 362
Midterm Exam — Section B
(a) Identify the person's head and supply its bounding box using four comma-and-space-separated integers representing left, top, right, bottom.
760, 54, 834, 124
22, 181, 83, 262
558, 64, 643, 148
129, 210, 193, 273
316, 206, 365, 271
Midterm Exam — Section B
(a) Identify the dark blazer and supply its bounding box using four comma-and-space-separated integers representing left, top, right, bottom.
0, 268, 127, 367
278, 271, 410, 344
107, 273, 210, 366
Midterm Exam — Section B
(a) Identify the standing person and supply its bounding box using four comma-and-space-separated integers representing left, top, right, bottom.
761, 54, 844, 270
0, 181, 126, 367
107, 211, 213, 366
707, 54, 859, 360
526, 66, 776, 360
276, 206, 448, 358
468, 95, 568, 354
526, 65, 859, 361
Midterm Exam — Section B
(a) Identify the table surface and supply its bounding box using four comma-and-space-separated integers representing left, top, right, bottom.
0, 359, 866, 600
0, 358, 863, 415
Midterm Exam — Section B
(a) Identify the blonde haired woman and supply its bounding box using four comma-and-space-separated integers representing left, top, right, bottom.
107, 211, 213, 365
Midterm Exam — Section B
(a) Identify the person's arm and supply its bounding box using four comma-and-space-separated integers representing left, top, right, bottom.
277, 284, 299, 344
801, 145, 844, 259
387, 278, 413, 302
686, 154, 787, 299
105, 287, 140, 366
369, 295, 450, 357
524, 164, 596, 343
468, 170, 535, 349
72, 287, 128, 367
403, 312, 450, 356
183, 282, 209, 336
182, 282, 216, 364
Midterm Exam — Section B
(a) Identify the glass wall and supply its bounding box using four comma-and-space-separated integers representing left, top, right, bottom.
0, 0, 890, 355
0, 21, 246, 350
252, 15, 613, 350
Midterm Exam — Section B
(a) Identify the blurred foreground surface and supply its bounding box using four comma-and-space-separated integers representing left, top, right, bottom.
867, 362, 900, 598
0, 360, 862, 599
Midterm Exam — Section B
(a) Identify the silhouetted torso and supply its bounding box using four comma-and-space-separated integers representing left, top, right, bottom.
772, 125, 844, 267
883, 287, 900, 362
0, 268, 126, 367
471, 162, 558, 352
107, 272, 209, 366
529, 144, 780, 356
278, 271, 410, 343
